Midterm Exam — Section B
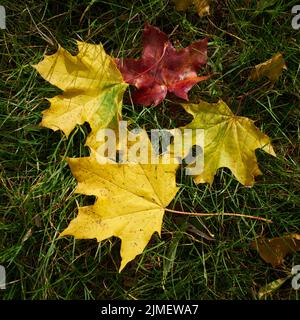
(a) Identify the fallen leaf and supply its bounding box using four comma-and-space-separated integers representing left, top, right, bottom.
174, 0, 191, 11
181, 99, 276, 186
116, 23, 208, 106
258, 277, 289, 299
249, 53, 287, 82
251, 234, 300, 266
33, 41, 128, 139
60, 157, 179, 271
174, 0, 210, 16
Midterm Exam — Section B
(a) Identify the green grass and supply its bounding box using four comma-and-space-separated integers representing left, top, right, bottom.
0, 0, 300, 299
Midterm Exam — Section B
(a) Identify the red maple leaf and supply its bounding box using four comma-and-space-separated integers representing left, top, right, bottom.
116, 23, 208, 106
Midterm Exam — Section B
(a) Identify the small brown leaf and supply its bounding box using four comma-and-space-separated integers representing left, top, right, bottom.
251, 234, 300, 266
249, 53, 287, 82
173, 0, 210, 16
193, 0, 210, 16
174, 0, 192, 11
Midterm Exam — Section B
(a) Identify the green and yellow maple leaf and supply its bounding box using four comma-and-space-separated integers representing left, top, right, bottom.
33, 41, 128, 143
181, 100, 276, 186
60, 156, 179, 271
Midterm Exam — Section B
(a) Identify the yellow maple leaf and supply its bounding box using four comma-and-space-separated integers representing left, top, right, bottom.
249, 53, 287, 82
182, 100, 276, 186
33, 41, 128, 140
60, 157, 179, 271
173, 0, 210, 16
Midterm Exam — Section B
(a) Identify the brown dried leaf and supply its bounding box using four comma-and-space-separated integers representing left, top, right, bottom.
249, 53, 287, 82
251, 234, 300, 266
173, 0, 210, 16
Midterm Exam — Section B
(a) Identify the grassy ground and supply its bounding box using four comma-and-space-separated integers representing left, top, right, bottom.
0, 0, 299, 300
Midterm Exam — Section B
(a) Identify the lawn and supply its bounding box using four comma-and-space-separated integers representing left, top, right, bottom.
0, 0, 299, 299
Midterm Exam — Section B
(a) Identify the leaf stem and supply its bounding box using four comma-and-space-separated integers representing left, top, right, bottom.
165, 208, 272, 223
